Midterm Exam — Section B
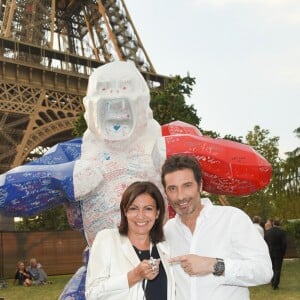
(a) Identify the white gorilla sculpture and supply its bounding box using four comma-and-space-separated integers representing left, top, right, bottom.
73, 61, 165, 245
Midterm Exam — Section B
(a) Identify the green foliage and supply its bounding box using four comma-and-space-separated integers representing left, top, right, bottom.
283, 220, 300, 237
1, 274, 73, 300
150, 75, 200, 126
223, 134, 243, 143
2, 261, 300, 300
228, 126, 300, 223
219, 125, 281, 220
266, 127, 300, 220
283, 220, 300, 257
201, 129, 220, 138
73, 112, 87, 137
283, 127, 300, 196
250, 259, 300, 299
246, 125, 280, 166
15, 205, 70, 231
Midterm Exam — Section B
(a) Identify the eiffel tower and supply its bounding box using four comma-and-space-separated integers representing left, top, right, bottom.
0, 0, 169, 229
0, 0, 169, 173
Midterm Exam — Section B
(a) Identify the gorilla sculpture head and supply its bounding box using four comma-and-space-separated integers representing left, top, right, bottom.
83, 61, 154, 142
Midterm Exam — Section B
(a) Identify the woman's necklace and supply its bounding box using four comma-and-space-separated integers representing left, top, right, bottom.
133, 242, 153, 258
142, 243, 156, 300
132, 242, 156, 300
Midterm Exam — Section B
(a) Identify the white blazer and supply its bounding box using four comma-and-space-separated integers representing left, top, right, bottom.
85, 228, 175, 300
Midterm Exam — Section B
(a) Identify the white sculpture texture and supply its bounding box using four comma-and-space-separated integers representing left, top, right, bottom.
73, 61, 165, 245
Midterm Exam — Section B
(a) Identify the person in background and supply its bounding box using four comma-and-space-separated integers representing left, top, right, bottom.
253, 216, 264, 237
264, 218, 287, 290
13, 261, 32, 286
264, 219, 273, 232
27, 258, 49, 285
162, 154, 273, 300
85, 181, 175, 300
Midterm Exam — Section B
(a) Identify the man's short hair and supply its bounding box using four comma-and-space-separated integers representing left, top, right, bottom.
161, 154, 202, 188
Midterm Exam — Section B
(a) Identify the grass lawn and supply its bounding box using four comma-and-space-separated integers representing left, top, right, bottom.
0, 259, 299, 299
250, 258, 300, 300
0, 274, 72, 300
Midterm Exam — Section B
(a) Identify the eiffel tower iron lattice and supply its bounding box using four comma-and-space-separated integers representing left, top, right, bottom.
0, 0, 169, 174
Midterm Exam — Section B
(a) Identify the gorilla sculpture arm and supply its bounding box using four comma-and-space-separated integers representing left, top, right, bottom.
0, 121, 271, 219
161, 120, 271, 195
0, 139, 81, 219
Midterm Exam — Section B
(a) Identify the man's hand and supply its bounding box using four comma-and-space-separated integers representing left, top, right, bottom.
169, 254, 216, 276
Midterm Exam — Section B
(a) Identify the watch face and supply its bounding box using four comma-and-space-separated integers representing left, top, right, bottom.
213, 259, 225, 276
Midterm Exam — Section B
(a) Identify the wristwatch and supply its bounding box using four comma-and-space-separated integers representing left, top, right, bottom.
213, 258, 225, 276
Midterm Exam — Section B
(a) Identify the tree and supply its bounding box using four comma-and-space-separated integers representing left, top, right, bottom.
226, 126, 281, 220
234, 125, 300, 221
15, 205, 70, 231
73, 112, 86, 137
284, 126, 300, 186
223, 134, 243, 143
278, 127, 300, 219
150, 75, 200, 126
245, 125, 280, 166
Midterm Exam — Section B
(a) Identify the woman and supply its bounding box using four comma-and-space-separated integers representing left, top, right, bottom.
13, 261, 32, 286
85, 181, 175, 300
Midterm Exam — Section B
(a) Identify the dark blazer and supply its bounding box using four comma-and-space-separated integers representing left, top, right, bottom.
264, 226, 287, 257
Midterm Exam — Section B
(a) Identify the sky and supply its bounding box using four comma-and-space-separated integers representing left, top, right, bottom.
126, 0, 299, 158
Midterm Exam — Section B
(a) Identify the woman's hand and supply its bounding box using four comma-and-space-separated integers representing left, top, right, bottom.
127, 259, 160, 287
140, 258, 160, 280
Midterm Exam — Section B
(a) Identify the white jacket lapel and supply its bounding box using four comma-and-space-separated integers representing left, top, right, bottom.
119, 234, 141, 266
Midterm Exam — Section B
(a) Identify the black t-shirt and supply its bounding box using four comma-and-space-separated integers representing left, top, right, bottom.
133, 243, 167, 300
14, 270, 30, 285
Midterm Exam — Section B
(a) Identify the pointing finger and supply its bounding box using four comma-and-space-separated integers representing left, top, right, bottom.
169, 255, 187, 264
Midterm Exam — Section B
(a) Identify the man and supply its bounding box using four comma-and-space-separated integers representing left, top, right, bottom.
253, 215, 264, 237
28, 258, 49, 285
264, 218, 287, 290
264, 219, 273, 232
162, 154, 273, 300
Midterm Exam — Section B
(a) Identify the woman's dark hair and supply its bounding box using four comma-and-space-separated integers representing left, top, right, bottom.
119, 181, 165, 243
161, 154, 202, 188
